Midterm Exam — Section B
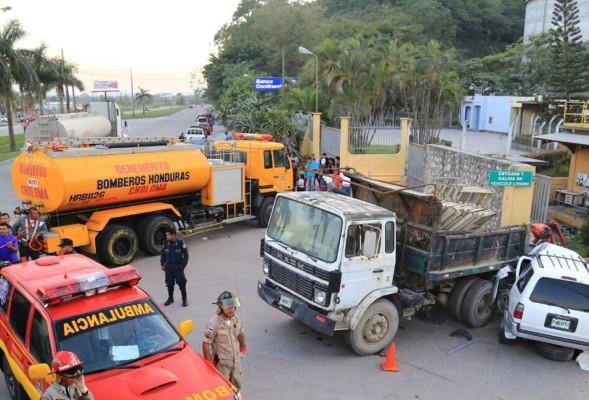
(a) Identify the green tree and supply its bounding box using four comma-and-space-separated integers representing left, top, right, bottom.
27, 44, 60, 115
218, 76, 300, 153
547, 0, 589, 99
135, 87, 153, 114
0, 19, 38, 151
397, 41, 463, 144
459, 35, 551, 96
54, 59, 84, 113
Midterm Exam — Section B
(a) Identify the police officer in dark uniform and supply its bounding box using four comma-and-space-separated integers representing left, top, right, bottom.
160, 227, 189, 307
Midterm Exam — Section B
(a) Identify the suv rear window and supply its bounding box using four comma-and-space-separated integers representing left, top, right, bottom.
530, 277, 589, 312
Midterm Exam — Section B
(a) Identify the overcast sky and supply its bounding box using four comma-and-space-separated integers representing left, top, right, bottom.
6, 0, 241, 95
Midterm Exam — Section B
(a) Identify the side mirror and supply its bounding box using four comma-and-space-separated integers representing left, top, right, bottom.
363, 230, 379, 258
28, 364, 54, 383
178, 319, 194, 338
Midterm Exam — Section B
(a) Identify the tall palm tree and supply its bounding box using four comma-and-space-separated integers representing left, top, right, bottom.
24, 44, 58, 115
52, 58, 84, 113
0, 19, 38, 151
135, 87, 152, 114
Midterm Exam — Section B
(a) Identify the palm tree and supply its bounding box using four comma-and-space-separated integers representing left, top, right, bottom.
52, 58, 84, 113
0, 19, 38, 151
135, 87, 152, 114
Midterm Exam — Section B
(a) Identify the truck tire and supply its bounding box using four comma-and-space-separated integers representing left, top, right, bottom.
137, 216, 174, 255
447, 277, 480, 322
347, 299, 399, 356
535, 342, 575, 362
258, 197, 274, 228
2, 356, 26, 400
98, 224, 139, 266
461, 279, 494, 328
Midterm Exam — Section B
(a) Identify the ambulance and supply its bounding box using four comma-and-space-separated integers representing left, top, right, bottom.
0, 254, 241, 400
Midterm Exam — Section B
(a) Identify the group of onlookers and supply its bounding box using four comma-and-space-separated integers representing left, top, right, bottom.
291, 152, 351, 195
0, 208, 74, 265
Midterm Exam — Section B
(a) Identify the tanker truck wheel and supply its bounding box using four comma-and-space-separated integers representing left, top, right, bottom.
137, 216, 174, 255
98, 224, 139, 267
346, 299, 399, 356
258, 197, 274, 228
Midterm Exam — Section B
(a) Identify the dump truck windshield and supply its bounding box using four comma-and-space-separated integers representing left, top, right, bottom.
267, 196, 343, 262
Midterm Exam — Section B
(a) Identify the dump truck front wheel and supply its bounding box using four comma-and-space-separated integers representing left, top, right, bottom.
347, 299, 399, 356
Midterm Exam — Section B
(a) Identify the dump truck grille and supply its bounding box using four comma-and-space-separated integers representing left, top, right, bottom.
264, 243, 331, 281
266, 258, 330, 306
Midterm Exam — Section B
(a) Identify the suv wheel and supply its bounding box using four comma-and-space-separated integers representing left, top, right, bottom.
2, 356, 26, 400
535, 342, 575, 362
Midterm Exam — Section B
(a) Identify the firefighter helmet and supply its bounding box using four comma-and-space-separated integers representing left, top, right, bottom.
51, 351, 82, 373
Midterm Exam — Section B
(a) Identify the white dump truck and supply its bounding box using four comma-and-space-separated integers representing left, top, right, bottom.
257, 182, 528, 355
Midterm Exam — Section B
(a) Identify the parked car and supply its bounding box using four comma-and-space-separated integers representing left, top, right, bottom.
195, 117, 211, 136
143, 107, 150, 112
498, 242, 589, 361
184, 127, 206, 147
0, 116, 8, 122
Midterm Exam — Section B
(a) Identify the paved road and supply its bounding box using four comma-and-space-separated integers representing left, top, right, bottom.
1, 113, 587, 400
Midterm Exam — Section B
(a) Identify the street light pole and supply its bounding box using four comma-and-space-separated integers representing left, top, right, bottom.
298, 46, 318, 113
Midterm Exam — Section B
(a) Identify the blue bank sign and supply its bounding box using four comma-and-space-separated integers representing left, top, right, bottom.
253, 77, 298, 92
488, 170, 533, 187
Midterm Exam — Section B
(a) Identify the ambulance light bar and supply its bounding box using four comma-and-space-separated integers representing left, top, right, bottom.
37, 266, 142, 305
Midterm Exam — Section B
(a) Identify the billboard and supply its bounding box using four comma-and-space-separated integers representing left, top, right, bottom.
253, 77, 298, 92
93, 81, 119, 92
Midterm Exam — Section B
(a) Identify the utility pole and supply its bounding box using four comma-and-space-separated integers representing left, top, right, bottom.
130, 69, 135, 117
61, 49, 71, 113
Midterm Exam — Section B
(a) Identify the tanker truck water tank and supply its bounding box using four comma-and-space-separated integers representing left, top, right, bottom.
11, 145, 211, 213
26, 113, 113, 141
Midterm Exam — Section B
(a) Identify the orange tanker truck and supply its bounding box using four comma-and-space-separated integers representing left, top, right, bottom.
11, 135, 292, 266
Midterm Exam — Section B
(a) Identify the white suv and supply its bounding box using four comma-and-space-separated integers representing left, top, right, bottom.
500, 243, 589, 361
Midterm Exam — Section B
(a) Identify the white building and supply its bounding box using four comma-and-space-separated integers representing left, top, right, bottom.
461, 95, 535, 134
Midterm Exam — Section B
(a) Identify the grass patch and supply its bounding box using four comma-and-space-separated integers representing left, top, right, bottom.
0, 134, 24, 163
350, 144, 400, 154
536, 165, 569, 177
122, 107, 185, 119
563, 230, 589, 257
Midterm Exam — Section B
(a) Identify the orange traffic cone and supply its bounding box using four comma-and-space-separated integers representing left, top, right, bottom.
380, 342, 400, 372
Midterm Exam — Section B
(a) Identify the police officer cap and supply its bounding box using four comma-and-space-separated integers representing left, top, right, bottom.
216, 291, 241, 308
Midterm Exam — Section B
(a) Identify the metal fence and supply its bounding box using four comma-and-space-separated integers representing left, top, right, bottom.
348, 123, 402, 154
406, 143, 425, 188
531, 174, 551, 222
321, 126, 341, 158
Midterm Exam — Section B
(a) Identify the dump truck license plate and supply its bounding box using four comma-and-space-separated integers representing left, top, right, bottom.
279, 295, 293, 308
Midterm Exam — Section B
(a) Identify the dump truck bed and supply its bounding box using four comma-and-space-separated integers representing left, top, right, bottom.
399, 222, 527, 280
349, 173, 529, 281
